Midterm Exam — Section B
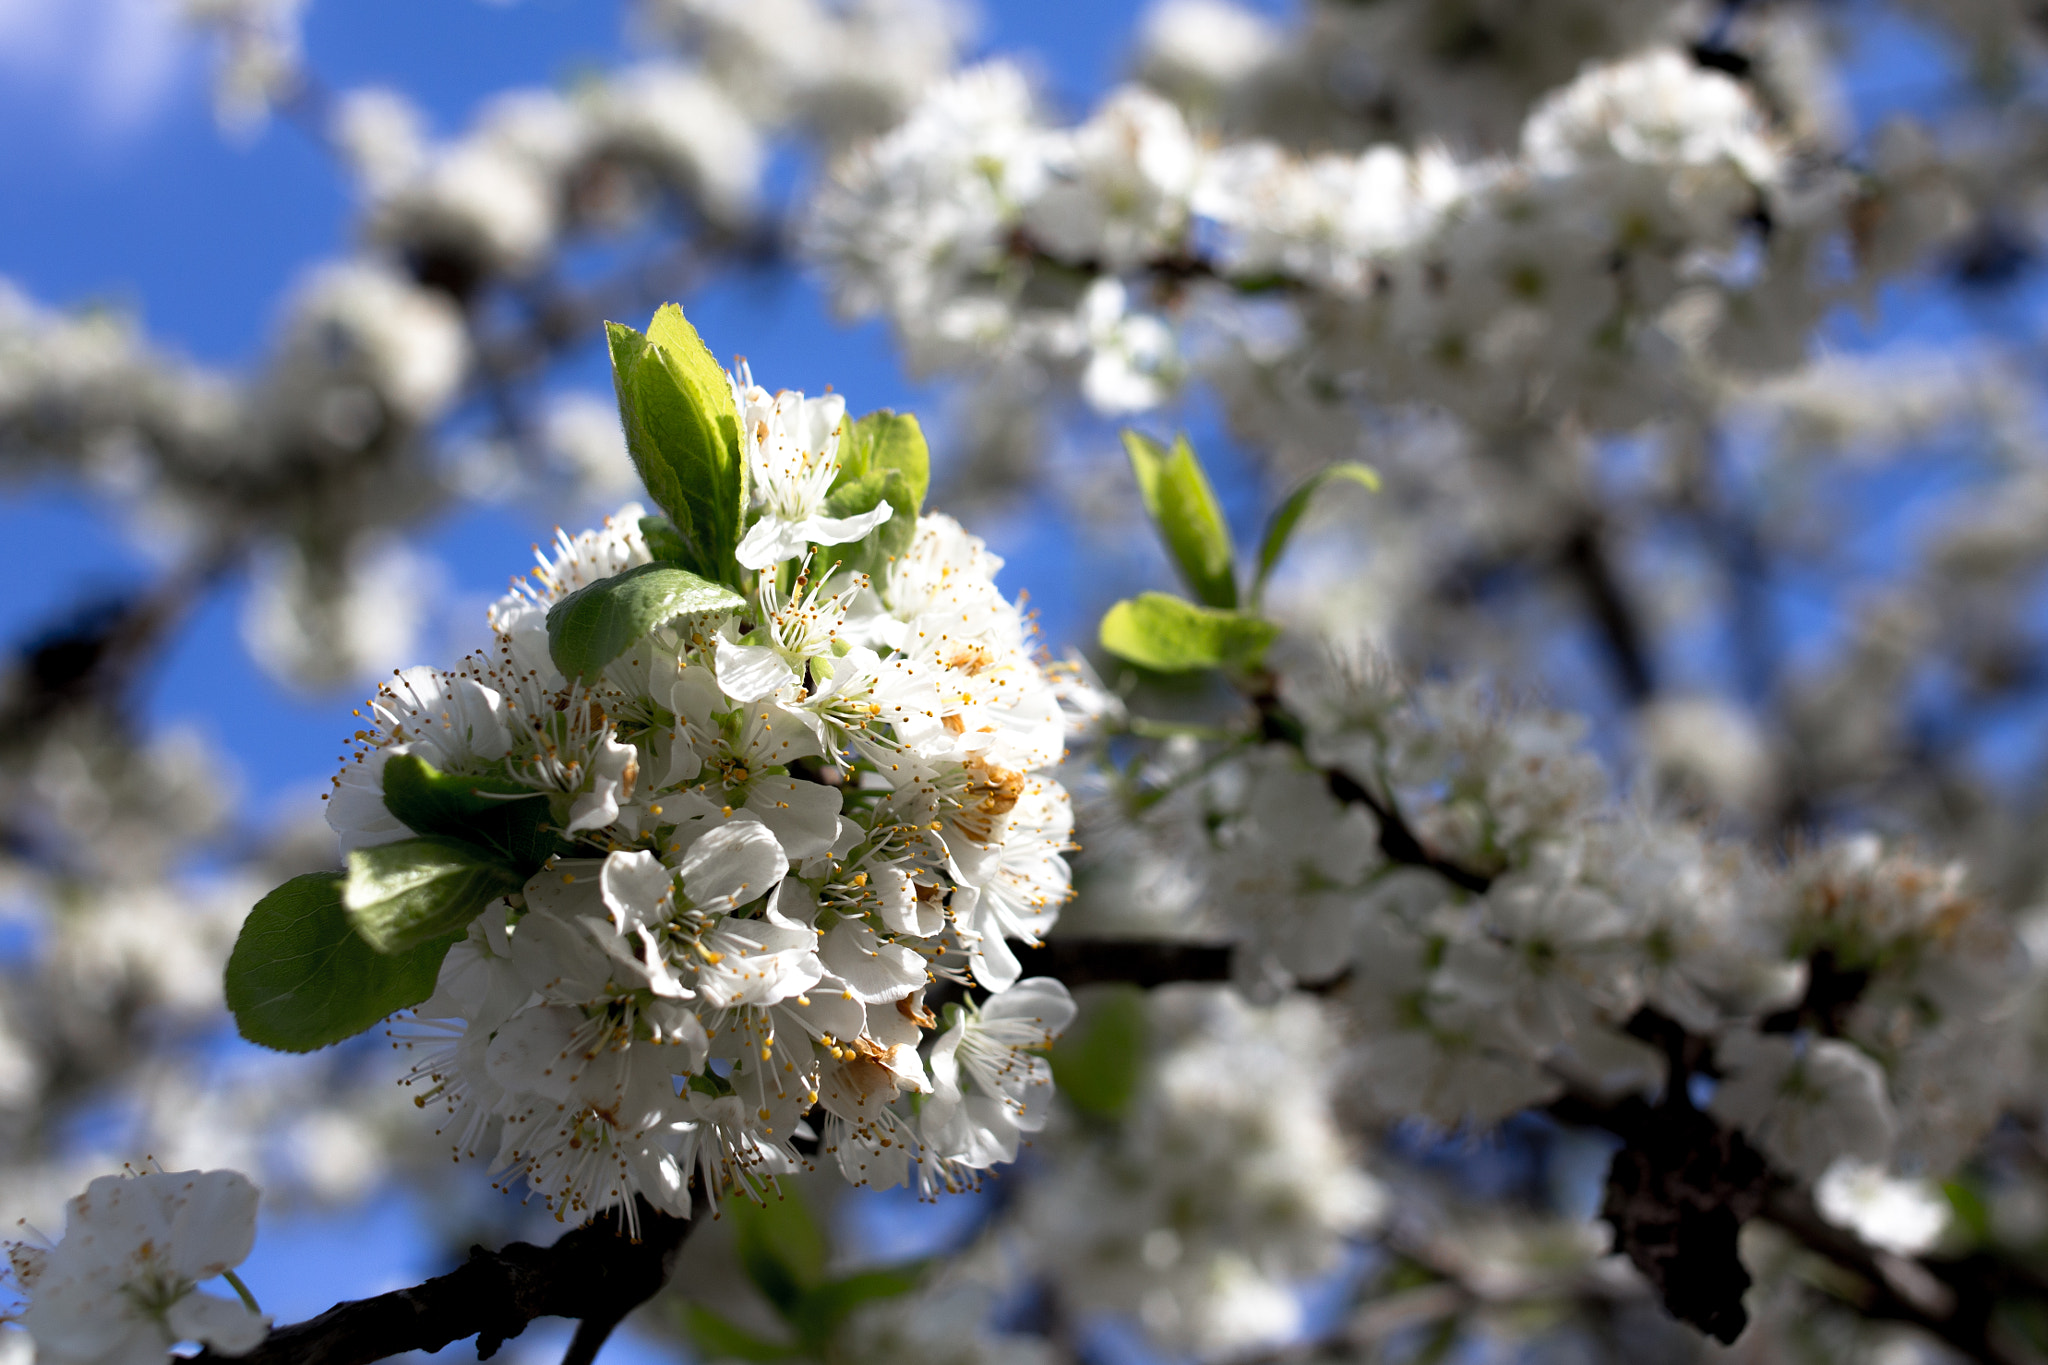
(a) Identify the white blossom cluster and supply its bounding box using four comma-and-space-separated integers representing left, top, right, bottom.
1022, 987, 1385, 1357
1076, 639, 2039, 1201
334, 367, 1081, 1225
180, 0, 308, 133
4, 1168, 265, 1364
1134, 0, 1687, 152
807, 45, 1804, 425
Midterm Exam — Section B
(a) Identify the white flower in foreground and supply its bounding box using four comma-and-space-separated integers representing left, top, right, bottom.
923, 978, 1076, 1168
733, 373, 893, 569
329, 334, 1078, 1221
326, 664, 514, 853
6, 1169, 267, 1365
1815, 1160, 1952, 1256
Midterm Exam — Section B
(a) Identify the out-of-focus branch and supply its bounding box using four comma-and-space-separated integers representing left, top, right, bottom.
1013, 938, 1232, 986
1557, 517, 1658, 707
194, 1195, 699, 1365
0, 539, 241, 749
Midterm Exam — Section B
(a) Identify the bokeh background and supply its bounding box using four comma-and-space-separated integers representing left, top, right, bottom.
8, 1, 2048, 1362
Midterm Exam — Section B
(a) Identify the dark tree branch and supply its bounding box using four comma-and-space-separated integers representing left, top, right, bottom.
1012, 938, 1232, 987
1558, 518, 1657, 706
1323, 765, 1495, 894
0, 542, 240, 749
194, 1195, 699, 1365
560, 1313, 630, 1365
1247, 685, 1497, 895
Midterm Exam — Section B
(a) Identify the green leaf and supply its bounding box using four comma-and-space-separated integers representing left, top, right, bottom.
1943, 1178, 1991, 1245
732, 1189, 827, 1318
681, 1305, 799, 1363
823, 468, 906, 523
546, 561, 747, 682
639, 515, 692, 564
225, 873, 459, 1053
381, 754, 560, 875
1098, 592, 1279, 673
1124, 430, 1237, 610
606, 305, 745, 581
789, 1267, 928, 1348
1252, 461, 1380, 607
342, 838, 524, 955
834, 410, 929, 521
1050, 986, 1150, 1119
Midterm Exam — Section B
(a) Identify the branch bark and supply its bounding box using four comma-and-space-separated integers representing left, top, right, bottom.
194, 1195, 699, 1365
1558, 517, 1657, 706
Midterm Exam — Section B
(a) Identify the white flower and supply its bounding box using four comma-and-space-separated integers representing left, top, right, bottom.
713, 563, 870, 702
484, 1005, 692, 1226
1438, 855, 1637, 1051
733, 375, 893, 569
1022, 87, 1200, 271
326, 665, 513, 853
1711, 1032, 1897, 1180
1079, 278, 1181, 414
923, 978, 1075, 1167
322, 380, 1076, 1219
1521, 47, 1781, 183
8, 1169, 268, 1365
1338, 911, 1563, 1128
1137, 0, 1282, 98
1815, 1160, 1952, 1256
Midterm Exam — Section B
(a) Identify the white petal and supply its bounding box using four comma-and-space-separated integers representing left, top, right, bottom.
797, 501, 894, 548
600, 850, 673, 932
696, 918, 823, 1009
484, 1006, 580, 1101
871, 866, 937, 937
445, 677, 512, 761
776, 974, 868, 1043
764, 878, 819, 931
744, 777, 843, 860
922, 1091, 1019, 1169
715, 639, 799, 703
981, 977, 1077, 1038
678, 817, 789, 912
165, 1290, 268, 1352
566, 731, 640, 833
967, 918, 1021, 992
326, 748, 407, 854
161, 1170, 260, 1281
736, 516, 815, 570
820, 919, 927, 1004
644, 999, 710, 1069
509, 904, 616, 1000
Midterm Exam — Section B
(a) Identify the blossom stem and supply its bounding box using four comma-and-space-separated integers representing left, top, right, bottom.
222, 1268, 262, 1317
